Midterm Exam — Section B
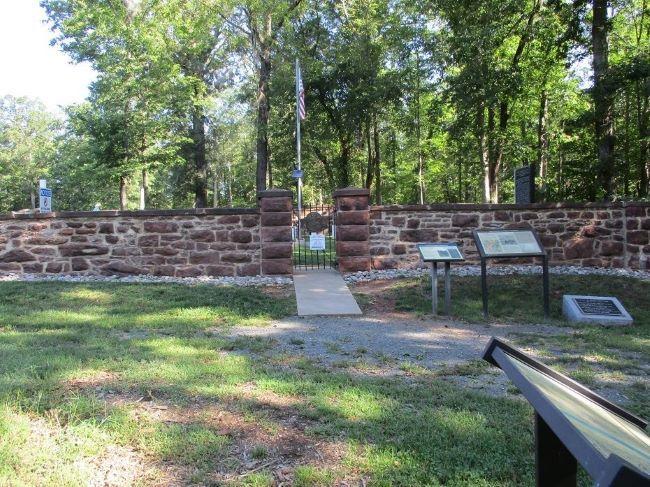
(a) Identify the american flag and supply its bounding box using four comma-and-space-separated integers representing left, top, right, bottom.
297, 64, 305, 120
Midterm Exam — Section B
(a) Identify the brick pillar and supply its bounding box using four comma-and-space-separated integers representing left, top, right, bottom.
258, 189, 293, 275
333, 188, 370, 272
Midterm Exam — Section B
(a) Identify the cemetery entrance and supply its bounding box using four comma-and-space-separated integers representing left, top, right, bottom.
293, 203, 337, 269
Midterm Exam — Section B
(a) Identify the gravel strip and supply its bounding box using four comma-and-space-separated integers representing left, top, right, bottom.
0, 264, 647, 286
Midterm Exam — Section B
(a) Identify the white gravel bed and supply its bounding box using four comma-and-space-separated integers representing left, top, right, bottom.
0, 264, 647, 286
0, 273, 292, 287
343, 265, 650, 283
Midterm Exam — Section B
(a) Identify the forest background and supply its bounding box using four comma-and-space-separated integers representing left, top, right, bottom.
0, 0, 648, 212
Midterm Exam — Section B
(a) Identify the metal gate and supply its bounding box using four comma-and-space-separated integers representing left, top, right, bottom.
293, 204, 337, 269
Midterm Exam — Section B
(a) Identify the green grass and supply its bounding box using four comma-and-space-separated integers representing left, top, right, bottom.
0, 278, 645, 485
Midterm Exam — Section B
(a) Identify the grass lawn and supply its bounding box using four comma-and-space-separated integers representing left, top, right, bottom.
0, 276, 647, 485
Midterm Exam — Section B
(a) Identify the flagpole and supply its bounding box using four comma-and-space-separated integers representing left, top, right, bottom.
295, 58, 303, 241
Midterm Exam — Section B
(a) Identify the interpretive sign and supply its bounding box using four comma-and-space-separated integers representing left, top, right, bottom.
563, 295, 633, 326
473, 229, 549, 318
515, 164, 535, 204
39, 187, 52, 213
417, 243, 465, 315
417, 243, 464, 262
309, 233, 326, 251
483, 338, 649, 486
474, 229, 544, 257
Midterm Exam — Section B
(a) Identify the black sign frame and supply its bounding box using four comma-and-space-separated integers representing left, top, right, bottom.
417, 243, 465, 262
483, 338, 649, 486
473, 229, 549, 318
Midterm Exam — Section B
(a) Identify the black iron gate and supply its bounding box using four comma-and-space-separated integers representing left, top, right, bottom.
293, 203, 337, 269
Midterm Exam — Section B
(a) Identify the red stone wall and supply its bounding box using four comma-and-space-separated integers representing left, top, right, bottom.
0, 209, 262, 277
369, 203, 650, 270
334, 188, 371, 272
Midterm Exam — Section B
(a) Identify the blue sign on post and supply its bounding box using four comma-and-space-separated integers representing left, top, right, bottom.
292, 169, 303, 179
39, 188, 52, 212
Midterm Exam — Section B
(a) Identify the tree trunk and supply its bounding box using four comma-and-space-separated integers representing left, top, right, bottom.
623, 89, 631, 196
638, 81, 649, 197
191, 106, 208, 208
373, 116, 382, 205
477, 102, 490, 203
256, 47, 272, 193
592, 0, 615, 200
140, 167, 149, 210
119, 175, 128, 211
538, 90, 549, 200
213, 173, 219, 207
365, 117, 373, 190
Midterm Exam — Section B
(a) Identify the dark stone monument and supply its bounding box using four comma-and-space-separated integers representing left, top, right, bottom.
515, 164, 536, 204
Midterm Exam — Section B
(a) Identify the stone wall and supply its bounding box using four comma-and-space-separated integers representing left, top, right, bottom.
369, 202, 650, 270
0, 208, 262, 277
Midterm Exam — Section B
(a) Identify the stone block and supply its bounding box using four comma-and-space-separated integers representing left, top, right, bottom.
262, 227, 291, 242
189, 251, 221, 265
261, 259, 292, 275
231, 230, 253, 244
547, 223, 565, 233
407, 219, 420, 229
392, 244, 407, 255
206, 265, 235, 277
144, 221, 178, 233
338, 256, 371, 272
371, 257, 397, 270
237, 263, 260, 276
28, 223, 48, 231
241, 215, 259, 228
261, 212, 292, 227
262, 243, 292, 259
105, 235, 119, 244
370, 246, 390, 256
45, 262, 64, 273
176, 267, 202, 278
641, 218, 650, 230
102, 262, 145, 275
626, 219, 638, 230
154, 247, 180, 256
337, 241, 369, 257
260, 197, 292, 212
494, 211, 512, 221
153, 265, 176, 276
625, 206, 647, 217
336, 196, 369, 212
600, 241, 623, 256
32, 247, 57, 256
218, 215, 241, 224
337, 225, 369, 242
399, 229, 437, 243
336, 211, 369, 226
452, 214, 478, 227
391, 217, 406, 226
221, 253, 252, 263
99, 223, 114, 234
138, 235, 160, 247
564, 238, 593, 259
627, 230, 649, 245
0, 249, 36, 262
75, 227, 97, 235
189, 230, 215, 242
22, 262, 43, 273
71, 257, 89, 271
26, 236, 68, 246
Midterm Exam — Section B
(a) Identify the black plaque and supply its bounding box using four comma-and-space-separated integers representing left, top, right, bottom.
515, 165, 535, 204
575, 298, 623, 316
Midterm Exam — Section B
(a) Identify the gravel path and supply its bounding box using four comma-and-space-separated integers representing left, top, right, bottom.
223, 315, 569, 370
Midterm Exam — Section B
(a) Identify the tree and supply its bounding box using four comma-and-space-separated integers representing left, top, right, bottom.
0, 96, 60, 211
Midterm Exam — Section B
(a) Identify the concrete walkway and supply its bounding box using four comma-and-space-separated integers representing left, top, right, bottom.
293, 269, 362, 316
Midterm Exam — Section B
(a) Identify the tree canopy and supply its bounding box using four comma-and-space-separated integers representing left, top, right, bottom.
0, 0, 647, 212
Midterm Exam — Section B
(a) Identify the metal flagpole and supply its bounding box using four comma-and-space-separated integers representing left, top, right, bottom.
295, 58, 303, 241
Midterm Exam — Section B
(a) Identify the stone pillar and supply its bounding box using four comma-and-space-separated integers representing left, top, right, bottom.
258, 189, 293, 275
333, 188, 370, 272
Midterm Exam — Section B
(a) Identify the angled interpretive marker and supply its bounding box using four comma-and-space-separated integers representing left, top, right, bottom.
483, 338, 650, 486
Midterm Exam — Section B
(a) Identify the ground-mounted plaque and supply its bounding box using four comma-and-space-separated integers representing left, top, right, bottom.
563, 295, 633, 326
417, 243, 466, 316
515, 164, 535, 204
483, 338, 649, 486
473, 229, 549, 318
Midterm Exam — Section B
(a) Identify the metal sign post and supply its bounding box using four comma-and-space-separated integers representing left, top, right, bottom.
418, 243, 465, 316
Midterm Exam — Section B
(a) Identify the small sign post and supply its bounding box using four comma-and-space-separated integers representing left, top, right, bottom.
417, 243, 465, 315
473, 229, 549, 319
515, 164, 535, 204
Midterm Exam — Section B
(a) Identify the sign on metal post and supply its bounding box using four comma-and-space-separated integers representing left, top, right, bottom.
417, 243, 465, 315
39, 187, 52, 213
473, 229, 549, 319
